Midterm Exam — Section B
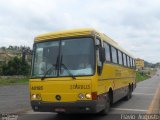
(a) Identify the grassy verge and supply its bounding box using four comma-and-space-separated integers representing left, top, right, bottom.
0, 77, 29, 85
136, 71, 150, 82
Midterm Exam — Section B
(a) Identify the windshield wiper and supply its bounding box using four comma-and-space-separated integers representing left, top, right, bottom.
60, 55, 76, 79
61, 63, 76, 79
41, 55, 76, 80
41, 56, 59, 80
41, 64, 57, 80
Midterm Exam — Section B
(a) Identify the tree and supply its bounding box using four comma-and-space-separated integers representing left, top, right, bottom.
2, 57, 31, 76
1, 46, 6, 50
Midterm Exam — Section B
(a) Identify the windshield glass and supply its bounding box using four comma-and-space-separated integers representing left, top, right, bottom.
32, 37, 95, 78
32, 41, 59, 77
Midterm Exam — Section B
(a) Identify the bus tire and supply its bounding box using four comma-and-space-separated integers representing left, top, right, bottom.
131, 83, 134, 92
100, 94, 110, 115
124, 85, 132, 100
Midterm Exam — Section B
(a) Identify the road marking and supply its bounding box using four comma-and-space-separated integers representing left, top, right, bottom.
25, 110, 55, 114
136, 87, 156, 89
111, 108, 147, 112
137, 86, 154, 88
146, 85, 160, 114
133, 93, 154, 96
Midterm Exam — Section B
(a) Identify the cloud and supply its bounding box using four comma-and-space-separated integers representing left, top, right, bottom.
0, 0, 160, 63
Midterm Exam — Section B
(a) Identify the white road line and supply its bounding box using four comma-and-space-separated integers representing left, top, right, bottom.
136, 87, 156, 89
25, 110, 55, 114
111, 108, 147, 112
136, 86, 153, 88
133, 93, 154, 96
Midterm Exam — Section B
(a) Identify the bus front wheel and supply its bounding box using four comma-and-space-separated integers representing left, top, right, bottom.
100, 94, 110, 115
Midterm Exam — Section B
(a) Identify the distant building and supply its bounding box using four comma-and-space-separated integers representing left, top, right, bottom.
135, 58, 144, 70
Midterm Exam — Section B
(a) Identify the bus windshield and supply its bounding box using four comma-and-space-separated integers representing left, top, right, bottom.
32, 37, 95, 78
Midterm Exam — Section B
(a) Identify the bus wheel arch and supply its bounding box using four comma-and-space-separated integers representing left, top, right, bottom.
99, 88, 112, 115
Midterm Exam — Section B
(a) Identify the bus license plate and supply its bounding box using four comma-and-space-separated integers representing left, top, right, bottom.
55, 108, 65, 112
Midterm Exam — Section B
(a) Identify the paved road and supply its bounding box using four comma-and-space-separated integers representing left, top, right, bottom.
0, 69, 160, 120
0, 84, 31, 114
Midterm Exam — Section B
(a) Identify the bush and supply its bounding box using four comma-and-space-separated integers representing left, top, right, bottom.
2, 57, 31, 75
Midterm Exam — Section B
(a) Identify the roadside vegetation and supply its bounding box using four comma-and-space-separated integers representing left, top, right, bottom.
0, 76, 29, 85
136, 71, 150, 82
1, 57, 30, 76
0, 56, 30, 85
136, 66, 158, 82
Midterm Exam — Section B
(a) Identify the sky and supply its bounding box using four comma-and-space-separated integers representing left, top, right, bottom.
0, 0, 160, 63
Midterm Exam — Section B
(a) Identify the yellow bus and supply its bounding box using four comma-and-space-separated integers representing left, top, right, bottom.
30, 28, 136, 114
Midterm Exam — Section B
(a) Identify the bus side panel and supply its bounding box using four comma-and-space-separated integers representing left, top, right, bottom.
98, 63, 136, 103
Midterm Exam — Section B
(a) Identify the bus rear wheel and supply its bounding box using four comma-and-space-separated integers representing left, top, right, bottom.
124, 86, 132, 100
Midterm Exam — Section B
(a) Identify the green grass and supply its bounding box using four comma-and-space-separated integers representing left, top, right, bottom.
0, 77, 29, 85
136, 71, 150, 82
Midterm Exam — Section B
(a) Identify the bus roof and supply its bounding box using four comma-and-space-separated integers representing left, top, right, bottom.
100, 33, 134, 58
35, 28, 134, 58
35, 28, 95, 41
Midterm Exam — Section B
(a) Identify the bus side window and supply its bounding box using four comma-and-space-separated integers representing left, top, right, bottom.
118, 50, 123, 65
111, 46, 118, 64
133, 59, 135, 68
126, 55, 128, 67
130, 58, 133, 68
129, 56, 131, 67
123, 53, 127, 66
96, 38, 102, 75
127, 56, 130, 67
103, 42, 111, 62
131, 58, 133, 68
129, 57, 131, 68
96, 39, 101, 65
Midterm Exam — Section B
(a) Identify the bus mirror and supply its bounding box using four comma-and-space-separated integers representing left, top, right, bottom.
99, 47, 106, 63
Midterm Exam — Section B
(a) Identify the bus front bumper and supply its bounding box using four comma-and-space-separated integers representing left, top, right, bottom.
31, 100, 101, 113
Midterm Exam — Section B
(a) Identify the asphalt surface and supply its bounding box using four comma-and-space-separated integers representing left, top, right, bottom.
0, 84, 31, 113
0, 69, 160, 120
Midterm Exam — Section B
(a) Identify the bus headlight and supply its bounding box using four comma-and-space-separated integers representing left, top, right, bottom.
78, 93, 85, 99
32, 94, 37, 99
85, 93, 91, 99
32, 94, 41, 99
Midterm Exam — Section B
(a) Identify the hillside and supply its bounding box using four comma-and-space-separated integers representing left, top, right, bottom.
0, 46, 32, 66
